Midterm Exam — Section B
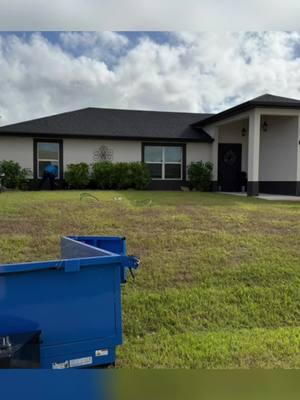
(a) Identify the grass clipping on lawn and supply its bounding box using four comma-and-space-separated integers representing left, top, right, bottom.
0, 190, 299, 368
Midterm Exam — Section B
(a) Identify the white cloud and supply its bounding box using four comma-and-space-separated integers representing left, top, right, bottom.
1, 31, 300, 125
59, 31, 129, 63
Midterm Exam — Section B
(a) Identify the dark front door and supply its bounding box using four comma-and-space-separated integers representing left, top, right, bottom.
218, 143, 242, 192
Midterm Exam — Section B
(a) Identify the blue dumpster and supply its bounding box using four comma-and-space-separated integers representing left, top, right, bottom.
0, 236, 139, 369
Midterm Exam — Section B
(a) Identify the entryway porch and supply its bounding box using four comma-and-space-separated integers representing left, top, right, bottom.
209, 108, 300, 196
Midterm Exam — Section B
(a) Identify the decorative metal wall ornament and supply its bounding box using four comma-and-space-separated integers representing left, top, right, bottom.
93, 145, 113, 162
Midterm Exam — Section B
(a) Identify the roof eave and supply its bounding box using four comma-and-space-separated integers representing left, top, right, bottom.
0, 131, 213, 143
194, 102, 300, 127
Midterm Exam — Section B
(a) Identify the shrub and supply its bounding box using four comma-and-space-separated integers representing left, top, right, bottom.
188, 161, 213, 191
112, 162, 151, 190
128, 162, 151, 190
64, 163, 90, 189
91, 161, 151, 190
111, 162, 131, 189
0, 160, 27, 189
91, 162, 114, 189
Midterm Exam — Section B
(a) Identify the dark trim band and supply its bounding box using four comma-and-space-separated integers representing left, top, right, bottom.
0, 132, 212, 143
247, 181, 259, 196
259, 181, 300, 196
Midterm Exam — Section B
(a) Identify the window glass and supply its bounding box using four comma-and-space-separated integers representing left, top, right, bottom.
37, 141, 60, 179
38, 161, 59, 178
165, 147, 182, 163
38, 142, 59, 160
165, 164, 181, 179
143, 145, 183, 180
144, 146, 163, 163
147, 164, 162, 179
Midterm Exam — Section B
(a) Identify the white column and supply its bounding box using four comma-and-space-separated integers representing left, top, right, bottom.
211, 125, 219, 190
296, 115, 300, 195
247, 109, 261, 196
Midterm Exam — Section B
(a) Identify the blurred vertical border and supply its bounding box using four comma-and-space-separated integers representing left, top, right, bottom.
0, 370, 110, 400
115, 371, 300, 400
1, 370, 300, 400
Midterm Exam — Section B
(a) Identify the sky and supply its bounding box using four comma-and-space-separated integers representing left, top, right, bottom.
1, 0, 300, 30
1, 31, 300, 125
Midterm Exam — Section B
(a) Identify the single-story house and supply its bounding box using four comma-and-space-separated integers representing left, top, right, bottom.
0, 93, 300, 196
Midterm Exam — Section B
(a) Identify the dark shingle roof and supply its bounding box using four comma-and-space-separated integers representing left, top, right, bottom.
252, 93, 300, 105
0, 107, 214, 142
195, 93, 300, 127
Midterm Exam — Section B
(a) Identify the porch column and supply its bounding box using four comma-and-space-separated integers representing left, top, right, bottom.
211, 126, 219, 191
247, 109, 261, 196
297, 115, 300, 196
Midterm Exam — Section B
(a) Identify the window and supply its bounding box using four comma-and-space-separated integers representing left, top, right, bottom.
36, 142, 60, 179
144, 145, 183, 180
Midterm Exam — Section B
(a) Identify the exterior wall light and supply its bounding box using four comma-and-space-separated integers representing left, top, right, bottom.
262, 120, 268, 132
241, 127, 247, 137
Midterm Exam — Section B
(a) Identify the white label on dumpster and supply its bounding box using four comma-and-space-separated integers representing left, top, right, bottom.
69, 356, 93, 368
52, 357, 93, 369
52, 361, 69, 369
95, 349, 109, 357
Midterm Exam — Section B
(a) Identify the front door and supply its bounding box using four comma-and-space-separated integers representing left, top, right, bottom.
218, 143, 242, 192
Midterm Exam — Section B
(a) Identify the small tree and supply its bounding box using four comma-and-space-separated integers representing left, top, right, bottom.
188, 161, 213, 191
64, 163, 90, 189
0, 160, 27, 189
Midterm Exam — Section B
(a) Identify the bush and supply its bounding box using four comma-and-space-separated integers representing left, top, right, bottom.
112, 162, 151, 190
0, 160, 27, 189
112, 162, 132, 189
129, 162, 151, 190
188, 161, 213, 191
91, 162, 114, 189
91, 161, 151, 190
65, 162, 90, 189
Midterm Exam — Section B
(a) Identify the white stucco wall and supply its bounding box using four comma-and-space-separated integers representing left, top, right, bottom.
218, 119, 249, 171
0, 136, 213, 181
186, 142, 211, 165
186, 142, 212, 180
259, 115, 298, 181
63, 139, 142, 168
64, 139, 212, 171
0, 136, 33, 173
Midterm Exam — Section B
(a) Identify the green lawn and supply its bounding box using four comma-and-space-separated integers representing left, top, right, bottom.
0, 191, 300, 368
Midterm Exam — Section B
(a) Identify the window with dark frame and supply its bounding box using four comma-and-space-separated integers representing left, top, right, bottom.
144, 145, 183, 180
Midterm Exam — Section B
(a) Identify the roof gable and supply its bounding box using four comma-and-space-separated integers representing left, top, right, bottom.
194, 93, 300, 127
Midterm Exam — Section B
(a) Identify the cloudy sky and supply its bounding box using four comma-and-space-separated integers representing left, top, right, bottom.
1, 31, 300, 125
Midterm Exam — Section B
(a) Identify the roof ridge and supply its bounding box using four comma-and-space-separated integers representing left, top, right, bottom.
85, 106, 211, 116
0, 107, 213, 129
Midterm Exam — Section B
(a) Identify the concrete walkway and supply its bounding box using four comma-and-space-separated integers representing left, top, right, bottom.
257, 194, 300, 201
220, 192, 300, 201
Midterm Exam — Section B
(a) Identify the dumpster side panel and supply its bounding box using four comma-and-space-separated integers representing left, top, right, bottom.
0, 262, 123, 367
61, 237, 110, 259
0, 236, 134, 368
42, 346, 116, 369
69, 236, 126, 256
67, 236, 129, 283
